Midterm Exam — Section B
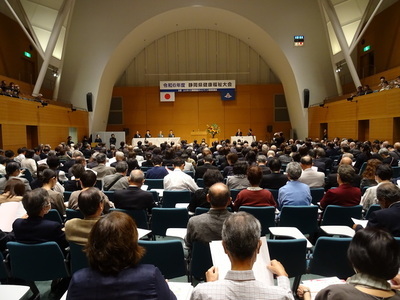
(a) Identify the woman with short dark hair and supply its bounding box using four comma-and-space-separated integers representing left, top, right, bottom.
66, 212, 176, 299
298, 227, 400, 299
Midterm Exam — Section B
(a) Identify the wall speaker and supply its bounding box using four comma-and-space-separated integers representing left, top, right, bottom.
86, 92, 93, 112
267, 125, 273, 133
123, 128, 130, 135
303, 89, 309, 108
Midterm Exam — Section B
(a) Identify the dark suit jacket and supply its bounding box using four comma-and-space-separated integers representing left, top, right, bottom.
320, 184, 361, 209
67, 264, 176, 300
113, 186, 155, 211
367, 202, 400, 237
12, 216, 68, 250
194, 163, 218, 181
260, 173, 288, 190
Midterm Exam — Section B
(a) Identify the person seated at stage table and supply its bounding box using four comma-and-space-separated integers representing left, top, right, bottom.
320, 164, 361, 209
298, 227, 400, 300
12, 188, 68, 250
168, 130, 175, 137
235, 128, 243, 136
65, 187, 103, 246
145, 156, 169, 179
134, 131, 141, 138
260, 158, 288, 190
185, 183, 232, 249
233, 166, 276, 211
66, 211, 176, 300
226, 161, 250, 190
191, 212, 293, 300
277, 162, 311, 210
187, 169, 224, 213
145, 130, 152, 138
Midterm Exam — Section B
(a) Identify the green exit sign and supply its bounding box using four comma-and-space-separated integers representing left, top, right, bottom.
24, 51, 31, 58
363, 45, 371, 52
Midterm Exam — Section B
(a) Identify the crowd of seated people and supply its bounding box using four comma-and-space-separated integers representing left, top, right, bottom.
1, 135, 400, 297
0, 80, 20, 98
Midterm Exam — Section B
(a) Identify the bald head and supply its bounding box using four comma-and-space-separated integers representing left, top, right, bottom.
340, 156, 353, 166
207, 183, 231, 208
129, 170, 145, 186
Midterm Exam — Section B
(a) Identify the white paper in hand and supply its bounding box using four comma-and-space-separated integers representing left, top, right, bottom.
209, 236, 274, 285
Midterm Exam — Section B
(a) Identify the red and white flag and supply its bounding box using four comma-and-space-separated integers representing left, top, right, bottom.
160, 92, 175, 102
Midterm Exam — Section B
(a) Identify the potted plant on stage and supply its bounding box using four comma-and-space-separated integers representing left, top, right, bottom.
207, 123, 220, 144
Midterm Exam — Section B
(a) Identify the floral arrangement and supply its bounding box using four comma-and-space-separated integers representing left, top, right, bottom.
207, 123, 220, 138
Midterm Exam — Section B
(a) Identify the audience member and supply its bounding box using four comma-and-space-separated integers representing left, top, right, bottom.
360, 164, 393, 211
91, 153, 116, 180
277, 162, 311, 209
145, 156, 169, 179
256, 155, 271, 175
103, 161, 129, 191
185, 183, 232, 248
194, 154, 218, 181
41, 168, 66, 216
163, 158, 199, 192
68, 170, 113, 212
360, 159, 382, 189
113, 170, 155, 212
191, 212, 293, 300
233, 166, 275, 211
66, 211, 176, 299
12, 188, 68, 250
298, 155, 325, 188
320, 165, 361, 209
226, 161, 250, 190
260, 158, 288, 189
187, 169, 224, 213
0, 161, 32, 194
65, 187, 103, 245
64, 164, 85, 191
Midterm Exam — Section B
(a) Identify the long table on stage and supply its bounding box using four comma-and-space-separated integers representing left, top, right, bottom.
132, 137, 180, 146
230, 136, 256, 143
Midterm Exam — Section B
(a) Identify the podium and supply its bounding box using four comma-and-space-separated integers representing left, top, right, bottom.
190, 131, 207, 142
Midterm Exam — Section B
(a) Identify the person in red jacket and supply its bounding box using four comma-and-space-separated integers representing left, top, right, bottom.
320, 164, 361, 209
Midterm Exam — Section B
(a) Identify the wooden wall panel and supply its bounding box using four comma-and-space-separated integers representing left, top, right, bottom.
0, 95, 88, 151
308, 89, 400, 143
110, 84, 290, 142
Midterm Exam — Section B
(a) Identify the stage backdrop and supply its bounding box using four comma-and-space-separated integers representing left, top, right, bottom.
107, 84, 291, 143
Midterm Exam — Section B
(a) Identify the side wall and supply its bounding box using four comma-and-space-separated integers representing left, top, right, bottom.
308, 89, 400, 143
108, 84, 291, 143
0, 96, 88, 151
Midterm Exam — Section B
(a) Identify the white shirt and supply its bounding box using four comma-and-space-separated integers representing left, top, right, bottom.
191, 270, 293, 300
163, 169, 199, 192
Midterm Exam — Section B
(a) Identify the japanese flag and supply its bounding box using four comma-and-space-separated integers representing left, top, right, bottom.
160, 92, 175, 102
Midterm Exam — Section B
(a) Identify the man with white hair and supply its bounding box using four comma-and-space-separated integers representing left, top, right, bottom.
110, 151, 125, 168
191, 212, 293, 300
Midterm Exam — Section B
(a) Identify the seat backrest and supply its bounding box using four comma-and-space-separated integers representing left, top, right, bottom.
0, 251, 8, 279
66, 208, 84, 221
190, 241, 213, 281
69, 242, 89, 274
195, 207, 209, 215
392, 166, 400, 178
310, 188, 325, 205
110, 208, 148, 229
147, 190, 159, 203
238, 206, 276, 235
162, 190, 192, 208
95, 180, 103, 190
266, 189, 279, 206
144, 179, 164, 189
196, 178, 205, 188
308, 237, 354, 279
364, 204, 381, 220
151, 208, 189, 236
358, 162, 367, 175
138, 240, 187, 279
21, 168, 33, 183
321, 205, 362, 227
279, 205, 319, 235
230, 189, 242, 202
7, 241, 70, 281
63, 191, 73, 202
102, 190, 115, 202
267, 239, 307, 278
43, 209, 64, 224
184, 171, 194, 178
